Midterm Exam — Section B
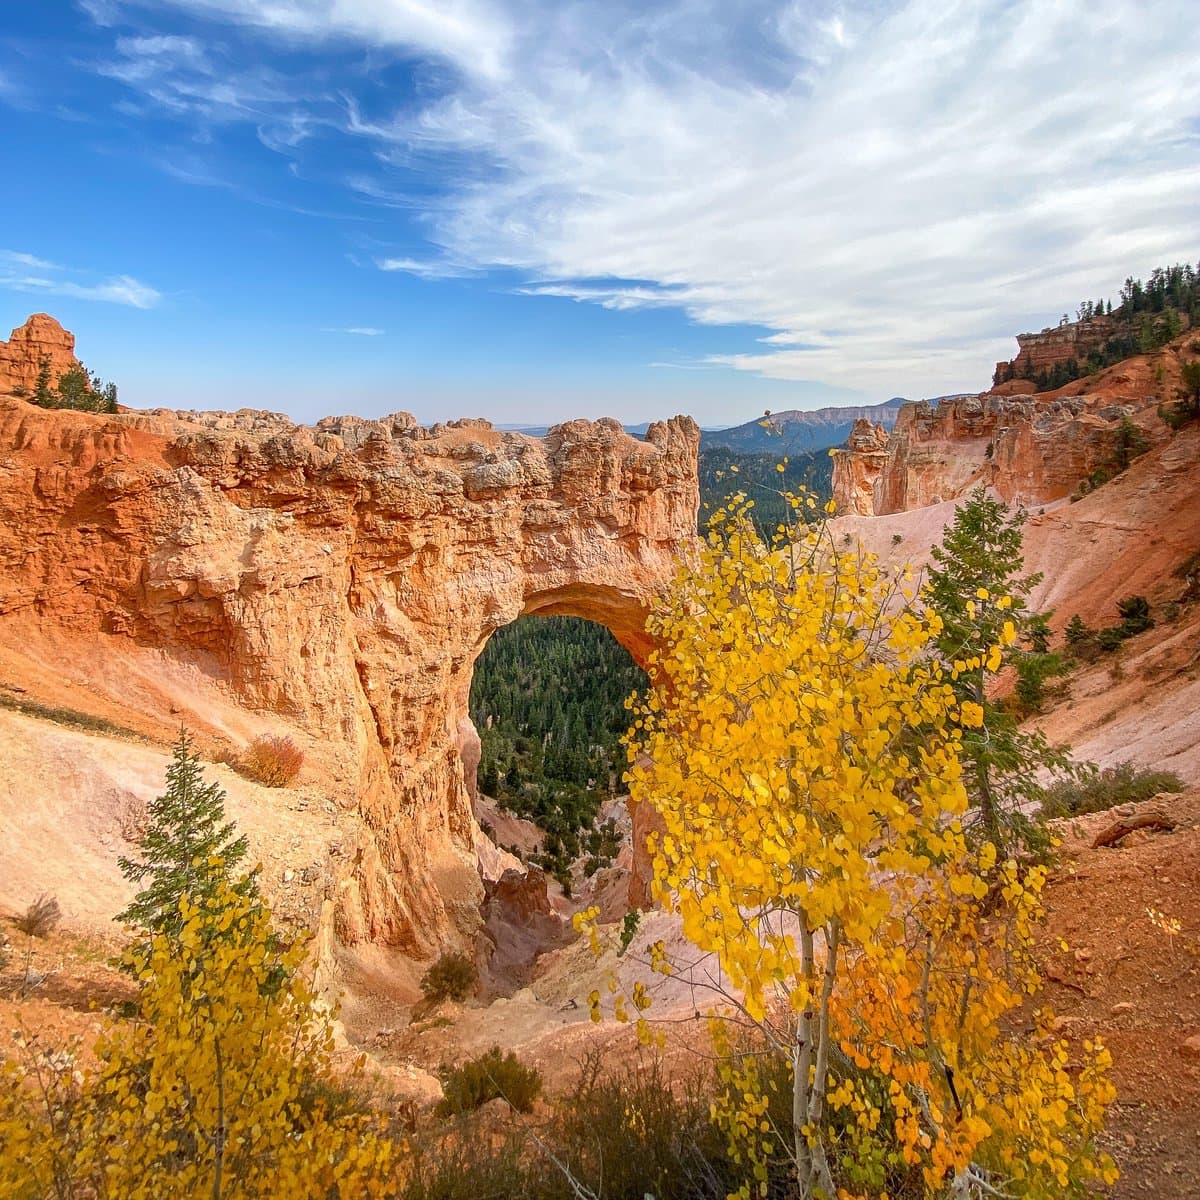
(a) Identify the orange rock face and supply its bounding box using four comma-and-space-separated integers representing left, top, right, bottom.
0, 391, 699, 953
993, 315, 1118, 384
832, 335, 1190, 517
830, 419, 890, 516
0, 313, 80, 395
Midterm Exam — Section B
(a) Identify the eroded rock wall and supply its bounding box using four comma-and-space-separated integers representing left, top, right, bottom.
0, 395, 699, 952
0, 314, 80, 395
829, 419, 890, 516
829, 334, 1193, 517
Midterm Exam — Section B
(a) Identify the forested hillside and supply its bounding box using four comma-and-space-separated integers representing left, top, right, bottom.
698, 445, 833, 535
469, 615, 644, 881
997, 261, 1200, 390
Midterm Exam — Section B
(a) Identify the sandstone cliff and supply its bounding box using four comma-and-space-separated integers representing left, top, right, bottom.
829, 419, 890, 516
832, 332, 1192, 517
0, 391, 699, 957
0, 313, 80, 395
993, 315, 1117, 383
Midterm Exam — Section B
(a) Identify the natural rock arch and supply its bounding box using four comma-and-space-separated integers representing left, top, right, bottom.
0, 390, 698, 954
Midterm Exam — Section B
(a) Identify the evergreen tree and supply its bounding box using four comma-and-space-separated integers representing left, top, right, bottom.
1180, 360, 1200, 419
1112, 415, 1148, 472
925, 488, 1073, 850
33, 356, 53, 406
117, 729, 258, 944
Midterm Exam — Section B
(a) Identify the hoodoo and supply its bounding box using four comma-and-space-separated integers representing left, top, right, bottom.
0, 313, 80, 396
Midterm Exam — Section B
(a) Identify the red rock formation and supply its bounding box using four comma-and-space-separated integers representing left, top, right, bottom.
993, 315, 1117, 384
832, 334, 1191, 517
830, 419, 890, 516
0, 389, 699, 954
0, 313, 80, 395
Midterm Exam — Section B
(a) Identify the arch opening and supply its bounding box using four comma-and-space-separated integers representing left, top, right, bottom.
468, 613, 647, 891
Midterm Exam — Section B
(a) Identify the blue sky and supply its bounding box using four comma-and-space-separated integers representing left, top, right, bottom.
1, 1, 1197, 427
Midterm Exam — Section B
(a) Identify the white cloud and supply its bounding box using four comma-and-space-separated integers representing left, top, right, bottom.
390, 0, 1200, 395
375, 256, 468, 280
0, 254, 161, 309
322, 326, 385, 336
92, 0, 1200, 396
515, 282, 686, 312
129, 0, 514, 80
1, 250, 61, 271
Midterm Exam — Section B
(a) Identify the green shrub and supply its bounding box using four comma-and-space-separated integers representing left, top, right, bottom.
401, 1038, 941, 1200
1041, 761, 1184, 819
420, 952, 477, 1003
1096, 627, 1125, 652
1116, 594, 1154, 637
435, 1046, 541, 1116
1013, 651, 1064, 715
18, 356, 119, 414
618, 909, 641, 955
1158, 400, 1190, 430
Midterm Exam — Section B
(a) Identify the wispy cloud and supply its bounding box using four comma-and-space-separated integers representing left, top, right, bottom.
322, 326, 385, 336
515, 281, 688, 312
83, 0, 1200, 395
0, 252, 161, 308
375, 256, 469, 280
134, 0, 514, 81
1, 250, 61, 272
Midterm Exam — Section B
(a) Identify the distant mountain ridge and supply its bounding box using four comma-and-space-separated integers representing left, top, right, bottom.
499, 403, 913, 452
699, 399, 910, 453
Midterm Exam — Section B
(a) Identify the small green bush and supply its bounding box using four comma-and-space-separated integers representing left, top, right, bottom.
1116, 594, 1154, 637
1064, 614, 1091, 645
18, 356, 119, 414
420, 952, 477, 1003
1013, 651, 1065, 715
1041, 761, 1184, 819
618, 909, 641, 955
436, 1046, 541, 1116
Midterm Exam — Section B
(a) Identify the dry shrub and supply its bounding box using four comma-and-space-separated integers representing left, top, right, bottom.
420, 952, 477, 1003
241, 735, 304, 787
16, 894, 62, 938
116, 794, 148, 842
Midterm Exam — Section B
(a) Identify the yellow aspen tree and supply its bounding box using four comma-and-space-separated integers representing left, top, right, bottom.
624, 495, 1116, 1200
0, 879, 395, 1200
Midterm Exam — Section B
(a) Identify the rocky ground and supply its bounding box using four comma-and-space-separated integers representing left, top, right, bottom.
1036, 793, 1200, 1199
5, 784, 1197, 1196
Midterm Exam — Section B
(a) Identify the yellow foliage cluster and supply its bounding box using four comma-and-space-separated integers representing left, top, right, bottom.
620, 498, 1116, 1199
0, 882, 394, 1199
